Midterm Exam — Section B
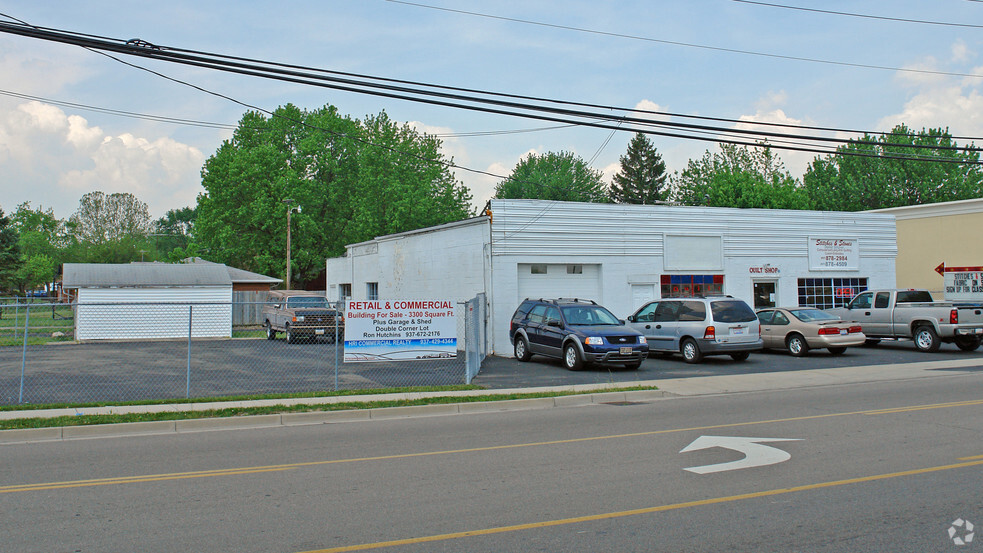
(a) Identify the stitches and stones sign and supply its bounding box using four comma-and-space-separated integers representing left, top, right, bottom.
944, 269, 983, 302
344, 300, 457, 362
808, 238, 859, 271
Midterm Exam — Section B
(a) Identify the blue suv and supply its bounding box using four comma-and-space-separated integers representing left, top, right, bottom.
510, 298, 649, 370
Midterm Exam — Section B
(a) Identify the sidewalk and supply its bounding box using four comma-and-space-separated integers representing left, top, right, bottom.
1, 358, 980, 444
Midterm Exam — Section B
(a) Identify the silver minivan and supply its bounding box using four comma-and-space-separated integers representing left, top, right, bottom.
626, 296, 762, 363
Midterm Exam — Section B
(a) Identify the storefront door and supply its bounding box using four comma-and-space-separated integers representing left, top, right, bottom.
753, 281, 777, 309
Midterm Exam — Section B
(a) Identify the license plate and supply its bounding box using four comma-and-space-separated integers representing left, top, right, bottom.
839, 329, 847, 335
731, 327, 745, 335
315, 329, 325, 335
620, 346, 632, 355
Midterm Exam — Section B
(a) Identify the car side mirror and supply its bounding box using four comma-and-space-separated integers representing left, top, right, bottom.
626, 315, 635, 323
618, 319, 626, 324
547, 319, 562, 328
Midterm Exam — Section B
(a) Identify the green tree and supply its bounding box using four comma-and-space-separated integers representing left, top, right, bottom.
671, 143, 809, 209
610, 133, 668, 204
67, 192, 152, 263
195, 104, 473, 288
0, 207, 22, 293
803, 125, 983, 211
494, 151, 610, 203
152, 206, 197, 260
11, 203, 68, 292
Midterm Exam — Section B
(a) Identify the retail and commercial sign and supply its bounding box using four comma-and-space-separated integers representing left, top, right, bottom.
808, 238, 859, 271
344, 300, 457, 362
936, 263, 983, 302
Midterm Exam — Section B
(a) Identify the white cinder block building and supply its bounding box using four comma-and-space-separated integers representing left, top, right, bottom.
326, 199, 897, 356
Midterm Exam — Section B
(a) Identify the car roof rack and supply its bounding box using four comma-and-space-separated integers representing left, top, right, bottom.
548, 298, 598, 305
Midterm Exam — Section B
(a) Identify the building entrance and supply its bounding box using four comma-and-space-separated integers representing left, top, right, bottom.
753, 281, 777, 309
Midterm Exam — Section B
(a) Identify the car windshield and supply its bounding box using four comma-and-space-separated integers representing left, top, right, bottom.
710, 300, 757, 323
789, 308, 839, 322
286, 296, 329, 308
561, 305, 621, 325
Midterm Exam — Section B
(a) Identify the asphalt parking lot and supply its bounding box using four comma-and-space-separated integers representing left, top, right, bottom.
472, 339, 983, 389
2, 337, 981, 405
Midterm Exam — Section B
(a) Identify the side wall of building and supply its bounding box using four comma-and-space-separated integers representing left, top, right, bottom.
325, 219, 489, 304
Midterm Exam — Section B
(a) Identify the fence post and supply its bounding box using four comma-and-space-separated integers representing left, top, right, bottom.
186, 305, 193, 399
19, 304, 30, 403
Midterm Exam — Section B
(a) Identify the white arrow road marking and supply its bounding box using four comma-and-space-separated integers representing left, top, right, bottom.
680, 435, 802, 474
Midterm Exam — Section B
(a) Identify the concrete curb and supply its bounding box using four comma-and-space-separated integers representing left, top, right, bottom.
0, 390, 675, 445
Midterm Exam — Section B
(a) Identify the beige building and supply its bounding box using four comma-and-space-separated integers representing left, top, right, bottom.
870, 198, 983, 297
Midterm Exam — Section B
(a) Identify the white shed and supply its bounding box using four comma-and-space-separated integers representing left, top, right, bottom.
326, 199, 898, 356
63, 263, 234, 340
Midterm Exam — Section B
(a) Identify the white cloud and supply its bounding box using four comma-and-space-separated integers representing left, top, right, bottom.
0, 38, 91, 95
879, 45, 983, 138
952, 40, 972, 64
735, 96, 818, 177
631, 99, 670, 122
0, 101, 205, 219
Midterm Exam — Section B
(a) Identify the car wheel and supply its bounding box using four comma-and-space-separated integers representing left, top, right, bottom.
563, 343, 585, 371
265, 321, 276, 340
730, 352, 750, 362
786, 334, 809, 357
681, 338, 703, 364
955, 336, 982, 352
913, 326, 941, 352
624, 361, 641, 370
828, 346, 847, 355
514, 336, 532, 361
286, 325, 296, 344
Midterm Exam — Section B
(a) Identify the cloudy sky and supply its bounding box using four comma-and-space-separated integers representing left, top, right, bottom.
1, 1, 982, 220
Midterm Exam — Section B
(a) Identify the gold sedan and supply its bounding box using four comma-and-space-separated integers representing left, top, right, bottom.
756, 307, 865, 357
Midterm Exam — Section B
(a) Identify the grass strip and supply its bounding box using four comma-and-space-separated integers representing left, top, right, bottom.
0, 385, 484, 411
0, 386, 659, 431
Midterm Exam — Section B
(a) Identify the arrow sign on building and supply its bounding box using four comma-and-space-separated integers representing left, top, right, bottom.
680, 435, 802, 474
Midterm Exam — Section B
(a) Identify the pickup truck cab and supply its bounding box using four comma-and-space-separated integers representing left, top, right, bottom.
828, 289, 983, 352
262, 290, 344, 344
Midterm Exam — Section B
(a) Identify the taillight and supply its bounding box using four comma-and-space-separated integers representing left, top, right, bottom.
950, 309, 958, 324
849, 325, 862, 333
704, 326, 716, 339
817, 327, 840, 336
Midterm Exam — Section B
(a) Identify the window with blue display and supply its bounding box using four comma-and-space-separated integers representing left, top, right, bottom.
660, 274, 724, 298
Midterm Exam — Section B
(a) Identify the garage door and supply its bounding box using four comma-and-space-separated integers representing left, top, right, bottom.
517, 263, 601, 304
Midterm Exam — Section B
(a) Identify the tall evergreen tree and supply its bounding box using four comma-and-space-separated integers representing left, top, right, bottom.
610, 133, 668, 204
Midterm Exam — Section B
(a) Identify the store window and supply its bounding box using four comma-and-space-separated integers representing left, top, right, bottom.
367, 282, 379, 301
797, 278, 868, 309
661, 274, 724, 298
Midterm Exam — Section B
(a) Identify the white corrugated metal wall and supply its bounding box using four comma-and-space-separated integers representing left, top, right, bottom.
75, 286, 233, 340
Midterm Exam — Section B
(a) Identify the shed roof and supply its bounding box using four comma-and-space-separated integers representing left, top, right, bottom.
63, 263, 233, 288
181, 258, 282, 285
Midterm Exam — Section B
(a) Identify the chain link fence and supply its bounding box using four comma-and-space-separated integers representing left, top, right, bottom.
0, 296, 488, 406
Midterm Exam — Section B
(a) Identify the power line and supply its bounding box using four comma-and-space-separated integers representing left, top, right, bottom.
0, 18, 980, 167
384, 0, 983, 80
732, 0, 983, 29
0, 88, 238, 130
4, 16, 981, 146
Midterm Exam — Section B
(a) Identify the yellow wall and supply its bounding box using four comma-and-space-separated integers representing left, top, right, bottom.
895, 212, 983, 295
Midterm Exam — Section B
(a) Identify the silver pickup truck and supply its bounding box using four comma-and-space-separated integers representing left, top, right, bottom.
827, 289, 983, 352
